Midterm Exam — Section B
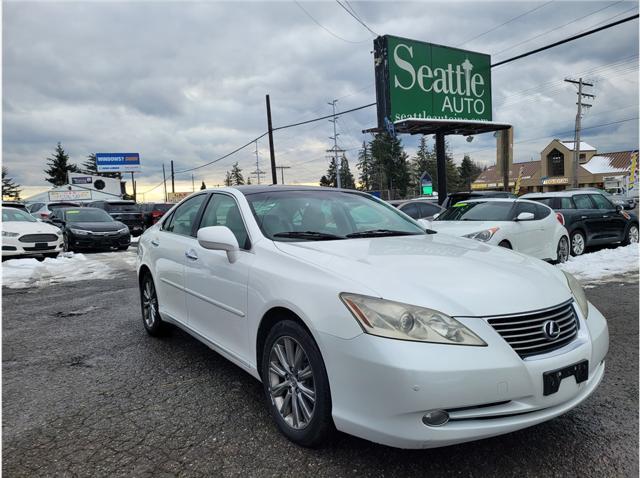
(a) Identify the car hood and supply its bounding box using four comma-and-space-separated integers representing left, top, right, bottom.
67, 222, 126, 232
428, 220, 511, 237
4, 221, 61, 235
274, 234, 571, 317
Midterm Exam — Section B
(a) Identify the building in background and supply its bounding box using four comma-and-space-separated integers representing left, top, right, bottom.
24, 173, 128, 204
472, 139, 637, 194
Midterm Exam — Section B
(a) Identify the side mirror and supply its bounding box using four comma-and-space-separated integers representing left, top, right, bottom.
516, 212, 535, 221
615, 205, 623, 212
197, 226, 239, 263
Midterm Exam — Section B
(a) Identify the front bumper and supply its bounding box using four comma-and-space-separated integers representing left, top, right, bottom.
68, 231, 131, 249
2, 236, 63, 257
319, 301, 608, 449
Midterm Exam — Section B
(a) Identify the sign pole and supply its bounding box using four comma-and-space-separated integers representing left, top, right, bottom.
162, 163, 168, 202
435, 132, 447, 205
170, 160, 175, 193
266, 94, 277, 184
131, 172, 136, 202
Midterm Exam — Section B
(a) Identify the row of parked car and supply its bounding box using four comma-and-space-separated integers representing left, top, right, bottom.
1, 199, 174, 260
388, 188, 639, 262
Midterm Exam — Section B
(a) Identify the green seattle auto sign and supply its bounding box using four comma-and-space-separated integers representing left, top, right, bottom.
374, 35, 492, 126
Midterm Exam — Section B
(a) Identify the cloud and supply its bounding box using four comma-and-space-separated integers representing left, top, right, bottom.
2, 0, 638, 200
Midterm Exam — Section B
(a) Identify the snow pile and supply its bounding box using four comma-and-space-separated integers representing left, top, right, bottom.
558, 244, 639, 283
2, 250, 137, 289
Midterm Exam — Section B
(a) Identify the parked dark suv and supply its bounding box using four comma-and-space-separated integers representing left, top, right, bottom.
522, 190, 639, 256
140, 203, 173, 229
87, 200, 144, 236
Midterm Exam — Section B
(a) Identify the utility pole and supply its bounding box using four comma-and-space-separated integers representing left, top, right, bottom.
251, 140, 266, 185
275, 166, 291, 184
162, 163, 167, 202
192, 174, 195, 192
265, 94, 277, 184
565, 77, 595, 188
170, 160, 175, 193
326, 99, 345, 188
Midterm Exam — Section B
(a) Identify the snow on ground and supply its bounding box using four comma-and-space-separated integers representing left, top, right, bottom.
2, 250, 137, 289
558, 244, 639, 284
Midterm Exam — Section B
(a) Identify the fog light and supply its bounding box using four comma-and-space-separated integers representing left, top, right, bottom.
422, 409, 449, 427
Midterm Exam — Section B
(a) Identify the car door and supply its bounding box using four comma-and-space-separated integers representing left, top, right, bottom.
185, 192, 254, 363
511, 201, 545, 257
151, 194, 207, 324
589, 193, 626, 241
571, 194, 600, 242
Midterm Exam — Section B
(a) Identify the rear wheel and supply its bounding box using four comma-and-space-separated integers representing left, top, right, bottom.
261, 320, 333, 447
140, 274, 165, 336
570, 231, 586, 256
555, 236, 569, 263
623, 224, 639, 245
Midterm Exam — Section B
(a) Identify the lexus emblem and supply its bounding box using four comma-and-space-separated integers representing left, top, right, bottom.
542, 320, 561, 340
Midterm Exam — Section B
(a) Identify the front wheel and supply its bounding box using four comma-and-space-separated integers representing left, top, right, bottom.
261, 320, 333, 447
555, 236, 569, 263
140, 274, 165, 336
570, 231, 586, 256
63, 234, 73, 253
623, 224, 639, 245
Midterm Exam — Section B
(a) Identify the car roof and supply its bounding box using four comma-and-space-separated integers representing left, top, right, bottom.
456, 197, 551, 207
217, 185, 370, 197
521, 191, 600, 198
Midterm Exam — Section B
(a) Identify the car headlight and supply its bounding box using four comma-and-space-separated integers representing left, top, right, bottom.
2, 231, 19, 237
55, 230, 63, 236
562, 271, 589, 319
117, 227, 129, 234
70, 228, 90, 235
340, 293, 486, 345
463, 227, 499, 242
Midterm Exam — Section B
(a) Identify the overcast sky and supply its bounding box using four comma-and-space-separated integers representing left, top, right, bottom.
3, 0, 639, 200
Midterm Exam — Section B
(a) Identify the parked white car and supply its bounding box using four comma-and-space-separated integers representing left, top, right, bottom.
428, 198, 570, 263
2, 207, 63, 260
136, 186, 608, 449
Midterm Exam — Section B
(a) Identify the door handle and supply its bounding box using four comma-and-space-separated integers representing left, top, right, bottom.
581, 216, 588, 219
185, 249, 198, 261
602, 215, 609, 218
151, 239, 160, 247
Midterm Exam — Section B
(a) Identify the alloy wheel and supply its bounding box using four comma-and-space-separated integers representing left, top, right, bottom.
629, 226, 639, 244
142, 279, 158, 328
571, 232, 585, 256
557, 236, 569, 263
268, 336, 316, 430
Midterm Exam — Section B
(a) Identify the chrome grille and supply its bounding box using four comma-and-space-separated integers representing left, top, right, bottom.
19, 234, 58, 243
487, 300, 579, 358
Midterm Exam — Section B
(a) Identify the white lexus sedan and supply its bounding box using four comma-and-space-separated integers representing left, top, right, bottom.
2, 206, 63, 260
136, 186, 608, 449
428, 198, 570, 263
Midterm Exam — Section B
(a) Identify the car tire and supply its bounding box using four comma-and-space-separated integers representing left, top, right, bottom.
622, 224, 639, 246
140, 273, 165, 336
570, 231, 586, 256
555, 236, 569, 264
261, 320, 334, 448
498, 240, 512, 249
62, 234, 73, 253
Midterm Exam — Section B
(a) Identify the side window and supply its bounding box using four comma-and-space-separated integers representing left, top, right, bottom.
164, 195, 206, 236
573, 195, 594, 209
589, 194, 614, 210
418, 203, 441, 218
199, 194, 250, 249
534, 204, 551, 219
400, 203, 420, 219
514, 202, 537, 219
559, 197, 575, 209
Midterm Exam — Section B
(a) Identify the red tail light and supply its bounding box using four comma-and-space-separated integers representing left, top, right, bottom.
151, 210, 164, 224
555, 212, 565, 225
40, 212, 49, 218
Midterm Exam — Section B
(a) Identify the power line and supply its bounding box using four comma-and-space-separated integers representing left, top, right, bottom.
491, 14, 639, 68
335, 0, 378, 37
294, 0, 368, 44
456, 1, 555, 47
273, 102, 376, 131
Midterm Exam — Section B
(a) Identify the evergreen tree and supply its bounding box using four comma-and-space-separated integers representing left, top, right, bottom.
410, 136, 437, 193
339, 154, 356, 189
319, 158, 337, 187
246, 177, 252, 185
369, 133, 411, 197
356, 141, 375, 191
200, 181, 207, 190
2, 167, 22, 200
224, 171, 232, 186
230, 162, 244, 185
444, 140, 460, 192
82, 153, 122, 179
44, 142, 78, 186
458, 155, 483, 190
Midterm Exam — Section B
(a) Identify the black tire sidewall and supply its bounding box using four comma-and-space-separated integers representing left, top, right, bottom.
261, 320, 333, 447
623, 224, 638, 246
140, 274, 164, 336
557, 237, 569, 263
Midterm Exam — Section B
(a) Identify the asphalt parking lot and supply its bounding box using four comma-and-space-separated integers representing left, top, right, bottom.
2, 268, 638, 477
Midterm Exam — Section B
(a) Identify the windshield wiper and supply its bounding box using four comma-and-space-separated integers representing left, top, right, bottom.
345, 229, 419, 238
273, 231, 345, 241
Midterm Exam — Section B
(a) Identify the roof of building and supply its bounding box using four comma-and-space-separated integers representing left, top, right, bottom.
560, 140, 596, 151
473, 160, 540, 183
581, 150, 637, 175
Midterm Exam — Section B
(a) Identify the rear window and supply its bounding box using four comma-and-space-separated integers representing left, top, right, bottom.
105, 203, 140, 212
437, 201, 514, 221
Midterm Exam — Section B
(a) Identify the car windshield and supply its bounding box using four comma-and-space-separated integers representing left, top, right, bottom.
245, 190, 425, 241
436, 201, 514, 221
64, 209, 113, 222
2, 208, 37, 222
